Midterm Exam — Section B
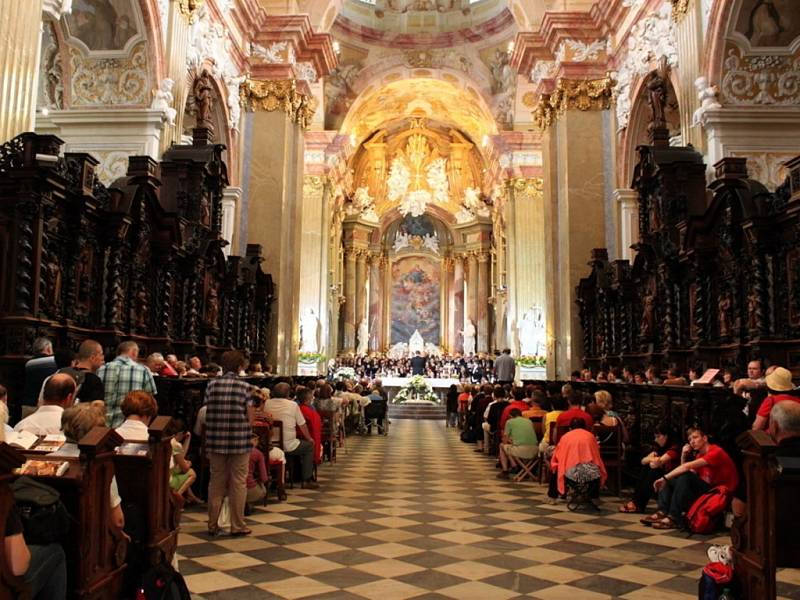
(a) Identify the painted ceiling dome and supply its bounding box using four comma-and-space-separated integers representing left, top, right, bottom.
334, 0, 514, 48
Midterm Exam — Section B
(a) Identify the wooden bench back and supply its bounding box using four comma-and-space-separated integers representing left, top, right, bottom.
113, 416, 180, 567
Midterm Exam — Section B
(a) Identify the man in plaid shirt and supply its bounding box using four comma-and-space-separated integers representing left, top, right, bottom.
205, 350, 260, 536
97, 341, 157, 427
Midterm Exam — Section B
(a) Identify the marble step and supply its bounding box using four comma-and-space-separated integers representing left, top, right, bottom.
388, 403, 447, 420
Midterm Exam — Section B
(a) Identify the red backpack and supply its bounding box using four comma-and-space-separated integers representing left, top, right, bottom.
685, 486, 731, 534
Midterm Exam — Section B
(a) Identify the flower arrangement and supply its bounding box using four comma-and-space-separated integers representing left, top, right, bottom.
333, 366, 357, 381
516, 355, 547, 367
393, 375, 439, 404
298, 352, 325, 363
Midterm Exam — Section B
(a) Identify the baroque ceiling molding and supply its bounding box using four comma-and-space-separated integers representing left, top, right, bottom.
239, 78, 317, 130
613, 2, 678, 130
531, 76, 615, 130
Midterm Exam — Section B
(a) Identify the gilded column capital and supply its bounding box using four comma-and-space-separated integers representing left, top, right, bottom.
303, 175, 325, 196
507, 177, 544, 200
670, 0, 690, 22
179, 0, 204, 20
477, 252, 490, 264
239, 78, 317, 130
530, 76, 616, 131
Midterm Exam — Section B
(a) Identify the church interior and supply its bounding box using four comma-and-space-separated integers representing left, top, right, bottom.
1, 0, 800, 598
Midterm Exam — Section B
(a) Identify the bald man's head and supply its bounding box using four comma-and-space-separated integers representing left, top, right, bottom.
43, 373, 77, 407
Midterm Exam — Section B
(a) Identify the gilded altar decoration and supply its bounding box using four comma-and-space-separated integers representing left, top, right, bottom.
386, 129, 450, 217
239, 79, 317, 130
531, 77, 615, 130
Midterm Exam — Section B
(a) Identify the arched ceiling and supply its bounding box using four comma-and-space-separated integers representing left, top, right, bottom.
341, 77, 498, 147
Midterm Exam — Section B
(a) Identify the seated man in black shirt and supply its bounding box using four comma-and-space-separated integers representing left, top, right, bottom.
410, 352, 427, 376
4, 502, 67, 599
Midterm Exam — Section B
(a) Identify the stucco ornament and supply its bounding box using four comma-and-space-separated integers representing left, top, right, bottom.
691, 76, 721, 127
613, 2, 678, 130
70, 42, 149, 106
151, 77, 177, 124
187, 4, 245, 130
349, 187, 379, 223
721, 48, 800, 106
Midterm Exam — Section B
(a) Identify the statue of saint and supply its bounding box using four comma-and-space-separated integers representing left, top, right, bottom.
518, 306, 545, 356
461, 319, 476, 356
357, 317, 369, 355
300, 308, 319, 353
718, 292, 732, 338
193, 72, 214, 131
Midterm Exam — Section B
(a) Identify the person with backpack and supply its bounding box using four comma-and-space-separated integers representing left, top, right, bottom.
641, 426, 738, 530
1, 418, 68, 599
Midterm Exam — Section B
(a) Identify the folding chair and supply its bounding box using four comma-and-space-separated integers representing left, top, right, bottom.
512, 454, 540, 482
318, 410, 338, 464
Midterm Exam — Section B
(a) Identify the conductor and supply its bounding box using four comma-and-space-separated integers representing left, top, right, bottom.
410, 351, 427, 376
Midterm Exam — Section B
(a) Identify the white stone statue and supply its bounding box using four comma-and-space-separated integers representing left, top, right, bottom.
692, 76, 721, 128
409, 330, 425, 355
519, 306, 545, 356
393, 231, 411, 252
357, 317, 369, 355
461, 319, 476, 356
300, 308, 319, 354
422, 233, 439, 254
151, 78, 177, 125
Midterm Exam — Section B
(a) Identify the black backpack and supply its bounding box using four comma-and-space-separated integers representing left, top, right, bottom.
136, 563, 191, 600
11, 476, 73, 544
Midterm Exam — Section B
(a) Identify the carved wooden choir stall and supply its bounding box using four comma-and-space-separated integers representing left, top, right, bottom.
0, 126, 274, 407
576, 102, 800, 373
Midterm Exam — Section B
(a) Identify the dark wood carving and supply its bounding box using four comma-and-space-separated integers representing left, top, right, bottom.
577, 138, 800, 375
0, 133, 275, 406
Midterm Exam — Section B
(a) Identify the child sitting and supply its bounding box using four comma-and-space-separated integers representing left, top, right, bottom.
169, 419, 202, 505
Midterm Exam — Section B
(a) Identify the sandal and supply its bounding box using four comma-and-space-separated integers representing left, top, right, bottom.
207, 525, 220, 538
652, 517, 678, 530
640, 511, 667, 525
619, 501, 640, 513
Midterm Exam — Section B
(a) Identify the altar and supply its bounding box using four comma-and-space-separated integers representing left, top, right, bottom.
382, 376, 460, 403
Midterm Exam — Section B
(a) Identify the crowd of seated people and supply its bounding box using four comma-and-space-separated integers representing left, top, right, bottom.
333, 353, 497, 381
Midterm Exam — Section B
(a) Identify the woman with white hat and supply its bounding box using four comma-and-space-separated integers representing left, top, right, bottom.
751, 366, 798, 430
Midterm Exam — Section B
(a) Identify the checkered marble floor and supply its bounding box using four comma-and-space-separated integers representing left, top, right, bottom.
177, 420, 800, 600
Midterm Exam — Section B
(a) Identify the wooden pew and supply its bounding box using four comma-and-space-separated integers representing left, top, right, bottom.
113, 416, 180, 571
732, 430, 800, 600
14, 428, 127, 600
0, 443, 29, 600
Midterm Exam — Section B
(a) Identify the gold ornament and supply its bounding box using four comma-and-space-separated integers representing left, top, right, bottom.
508, 177, 544, 200
239, 78, 317, 130
179, 0, 204, 19
670, 0, 690, 22
529, 76, 615, 130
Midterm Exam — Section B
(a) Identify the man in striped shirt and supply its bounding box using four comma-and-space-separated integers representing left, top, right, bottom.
97, 341, 157, 428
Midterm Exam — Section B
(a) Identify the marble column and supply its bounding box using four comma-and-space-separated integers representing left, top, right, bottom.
161, 0, 193, 152
298, 176, 329, 357
368, 255, 384, 351
342, 249, 357, 353
613, 188, 639, 263
0, 0, 44, 142
543, 107, 610, 378
354, 251, 368, 349
477, 252, 491, 353
240, 80, 311, 373
452, 255, 465, 353
221, 186, 241, 256
673, 0, 705, 150
466, 253, 479, 349
506, 178, 546, 356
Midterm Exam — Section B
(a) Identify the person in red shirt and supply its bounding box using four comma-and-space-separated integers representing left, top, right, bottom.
499, 387, 530, 433
555, 391, 593, 431
296, 387, 322, 466
641, 426, 738, 530
752, 366, 798, 431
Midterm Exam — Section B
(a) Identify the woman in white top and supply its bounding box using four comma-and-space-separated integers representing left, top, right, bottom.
115, 391, 157, 443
